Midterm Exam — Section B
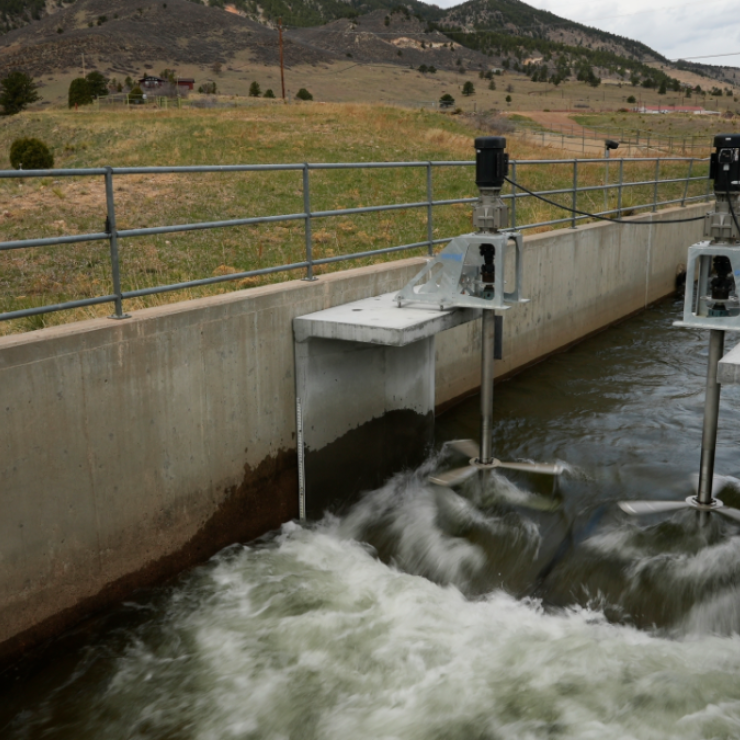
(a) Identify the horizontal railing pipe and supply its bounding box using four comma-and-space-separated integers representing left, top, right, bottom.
0, 155, 711, 328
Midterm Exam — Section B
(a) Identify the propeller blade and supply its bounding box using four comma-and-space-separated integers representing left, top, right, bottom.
716, 506, 740, 523
429, 465, 479, 487
617, 500, 691, 515
446, 439, 480, 459
497, 460, 564, 476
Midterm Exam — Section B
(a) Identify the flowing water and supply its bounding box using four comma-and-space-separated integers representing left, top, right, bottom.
3, 298, 740, 740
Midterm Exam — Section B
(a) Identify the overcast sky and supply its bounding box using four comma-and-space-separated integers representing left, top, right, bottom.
431, 0, 740, 68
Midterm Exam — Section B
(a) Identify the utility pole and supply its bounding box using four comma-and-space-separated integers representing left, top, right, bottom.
279, 18, 286, 101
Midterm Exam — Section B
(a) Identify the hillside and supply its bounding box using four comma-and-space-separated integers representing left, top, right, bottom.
0, 0, 336, 79
0, 0, 737, 95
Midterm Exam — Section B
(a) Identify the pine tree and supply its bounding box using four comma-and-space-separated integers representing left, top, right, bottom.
0, 71, 40, 115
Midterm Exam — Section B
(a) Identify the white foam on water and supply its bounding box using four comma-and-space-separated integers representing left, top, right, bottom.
14, 511, 739, 740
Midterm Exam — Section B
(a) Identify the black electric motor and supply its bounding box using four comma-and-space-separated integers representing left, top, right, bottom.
709, 134, 740, 193
475, 137, 509, 189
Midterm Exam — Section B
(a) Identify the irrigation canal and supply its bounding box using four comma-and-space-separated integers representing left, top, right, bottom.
2, 298, 740, 739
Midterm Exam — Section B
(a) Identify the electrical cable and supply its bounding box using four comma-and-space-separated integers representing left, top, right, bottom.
504, 176, 706, 225
726, 188, 740, 235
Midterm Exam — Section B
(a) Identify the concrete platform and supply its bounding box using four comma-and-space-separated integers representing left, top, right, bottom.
293, 292, 481, 346
719, 341, 740, 386
293, 292, 480, 518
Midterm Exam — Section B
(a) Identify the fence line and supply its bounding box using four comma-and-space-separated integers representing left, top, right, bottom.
0, 156, 710, 325
515, 120, 712, 156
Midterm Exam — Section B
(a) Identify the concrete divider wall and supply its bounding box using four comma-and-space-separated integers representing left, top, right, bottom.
0, 204, 704, 661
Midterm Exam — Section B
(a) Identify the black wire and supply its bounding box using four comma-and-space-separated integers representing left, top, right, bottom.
726, 189, 740, 235
503, 176, 706, 225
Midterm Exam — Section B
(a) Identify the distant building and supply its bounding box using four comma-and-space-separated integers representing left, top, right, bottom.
138, 76, 195, 92
632, 104, 718, 115
139, 75, 166, 89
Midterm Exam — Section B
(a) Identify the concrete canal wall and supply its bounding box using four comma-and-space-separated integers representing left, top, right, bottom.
0, 204, 705, 661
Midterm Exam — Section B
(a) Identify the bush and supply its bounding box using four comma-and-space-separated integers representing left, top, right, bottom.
128, 85, 145, 104
264, 89, 276, 98
249, 81, 261, 97
9, 137, 54, 170
439, 93, 455, 108
462, 81, 475, 96
627, 95, 636, 104
296, 88, 313, 101
68, 78, 93, 107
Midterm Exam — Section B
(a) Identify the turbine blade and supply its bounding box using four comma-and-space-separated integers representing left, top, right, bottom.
429, 465, 479, 487
497, 460, 564, 476
446, 439, 480, 459
617, 500, 691, 515
716, 506, 740, 523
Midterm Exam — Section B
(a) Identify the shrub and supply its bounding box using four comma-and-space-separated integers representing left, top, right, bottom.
68, 77, 93, 107
439, 93, 455, 108
462, 81, 475, 96
128, 85, 145, 103
627, 95, 636, 104
296, 88, 313, 101
249, 81, 261, 97
264, 89, 276, 98
9, 137, 54, 170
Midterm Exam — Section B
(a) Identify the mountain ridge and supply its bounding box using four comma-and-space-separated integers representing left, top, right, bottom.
0, 0, 737, 91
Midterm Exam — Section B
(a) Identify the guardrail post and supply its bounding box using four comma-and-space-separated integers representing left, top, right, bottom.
617, 158, 624, 217
510, 160, 517, 230
681, 159, 693, 207
426, 162, 434, 256
571, 159, 578, 229
652, 159, 660, 213
302, 163, 317, 281
104, 167, 129, 319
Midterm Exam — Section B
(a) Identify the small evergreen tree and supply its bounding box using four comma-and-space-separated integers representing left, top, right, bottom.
462, 81, 475, 96
85, 71, 109, 98
658, 79, 667, 95
505, 94, 512, 105
296, 88, 313, 101
68, 78, 93, 108
488, 80, 496, 91
0, 70, 40, 115
9, 137, 54, 169
439, 93, 455, 108
128, 85, 145, 103
264, 89, 276, 98
249, 81, 261, 97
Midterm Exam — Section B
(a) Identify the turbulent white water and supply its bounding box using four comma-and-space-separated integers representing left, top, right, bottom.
8, 474, 740, 740
5, 300, 740, 739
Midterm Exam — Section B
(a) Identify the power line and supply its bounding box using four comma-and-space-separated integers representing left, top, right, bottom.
670, 52, 740, 61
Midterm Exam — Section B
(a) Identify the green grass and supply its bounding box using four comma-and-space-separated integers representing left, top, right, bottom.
572, 112, 739, 142
0, 103, 710, 335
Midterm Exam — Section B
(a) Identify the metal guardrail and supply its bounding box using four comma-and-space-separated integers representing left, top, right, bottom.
0, 157, 710, 324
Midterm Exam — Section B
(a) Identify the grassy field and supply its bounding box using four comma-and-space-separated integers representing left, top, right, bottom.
572, 112, 740, 140
0, 103, 711, 335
